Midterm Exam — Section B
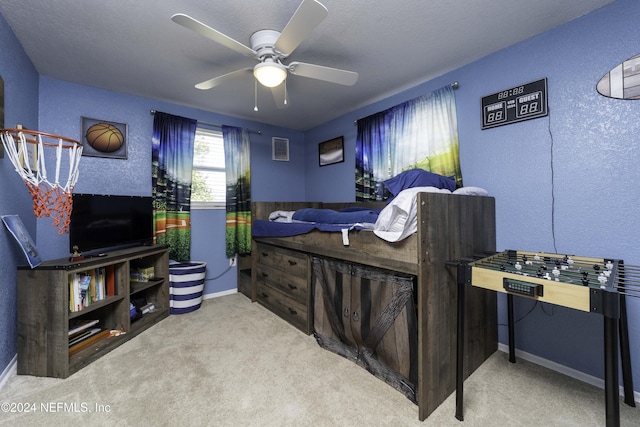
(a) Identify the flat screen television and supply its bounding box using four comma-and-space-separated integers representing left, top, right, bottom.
69, 194, 154, 254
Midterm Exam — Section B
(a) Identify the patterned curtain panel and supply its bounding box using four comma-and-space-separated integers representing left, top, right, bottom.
355, 85, 461, 201
152, 111, 197, 261
222, 125, 251, 256
355, 111, 392, 201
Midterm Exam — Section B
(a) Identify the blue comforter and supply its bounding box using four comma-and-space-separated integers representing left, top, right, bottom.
252, 220, 353, 237
253, 207, 381, 237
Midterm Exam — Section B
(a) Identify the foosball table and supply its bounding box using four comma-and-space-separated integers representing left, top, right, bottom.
450, 250, 638, 427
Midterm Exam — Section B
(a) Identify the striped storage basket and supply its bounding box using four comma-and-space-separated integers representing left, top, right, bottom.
169, 262, 207, 314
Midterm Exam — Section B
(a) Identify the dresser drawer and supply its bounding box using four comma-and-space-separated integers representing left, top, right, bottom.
255, 263, 308, 305
256, 282, 310, 334
253, 242, 311, 334
255, 243, 307, 278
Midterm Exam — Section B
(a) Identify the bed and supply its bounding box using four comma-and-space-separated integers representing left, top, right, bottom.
248, 182, 498, 421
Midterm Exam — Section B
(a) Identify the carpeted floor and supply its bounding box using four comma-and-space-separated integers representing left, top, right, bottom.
0, 293, 637, 426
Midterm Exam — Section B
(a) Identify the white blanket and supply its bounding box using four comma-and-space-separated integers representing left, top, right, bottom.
268, 210, 296, 222
373, 186, 489, 242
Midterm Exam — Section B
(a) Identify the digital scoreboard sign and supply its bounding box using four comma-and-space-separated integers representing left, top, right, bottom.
481, 78, 548, 129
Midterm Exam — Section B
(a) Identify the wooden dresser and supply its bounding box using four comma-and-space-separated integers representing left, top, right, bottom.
253, 242, 312, 334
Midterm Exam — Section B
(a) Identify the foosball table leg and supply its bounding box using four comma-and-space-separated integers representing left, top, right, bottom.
507, 294, 516, 363
603, 314, 620, 427
619, 295, 636, 407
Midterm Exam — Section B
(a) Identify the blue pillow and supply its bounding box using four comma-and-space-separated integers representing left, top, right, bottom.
383, 168, 456, 195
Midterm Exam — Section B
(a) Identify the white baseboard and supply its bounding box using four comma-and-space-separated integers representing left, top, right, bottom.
498, 343, 639, 404
0, 355, 17, 392
203, 288, 238, 300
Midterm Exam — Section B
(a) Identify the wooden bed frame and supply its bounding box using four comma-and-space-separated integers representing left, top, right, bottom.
249, 192, 498, 421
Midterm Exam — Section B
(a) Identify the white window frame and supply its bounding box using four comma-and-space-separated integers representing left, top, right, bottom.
191, 127, 226, 210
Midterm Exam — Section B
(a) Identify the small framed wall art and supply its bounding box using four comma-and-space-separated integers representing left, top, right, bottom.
318, 136, 344, 167
81, 117, 128, 159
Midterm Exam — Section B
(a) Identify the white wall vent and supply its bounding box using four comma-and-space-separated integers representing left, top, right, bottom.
272, 137, 289, 161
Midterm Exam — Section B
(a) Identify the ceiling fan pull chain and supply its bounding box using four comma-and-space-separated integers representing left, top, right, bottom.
254, 79, 259, 111
284, 80, 288, 106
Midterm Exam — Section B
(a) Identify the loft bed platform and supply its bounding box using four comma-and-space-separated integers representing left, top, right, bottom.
249, 191, 498, 421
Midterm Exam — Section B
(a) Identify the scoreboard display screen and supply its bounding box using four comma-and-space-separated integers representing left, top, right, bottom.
481, 78, 548, 129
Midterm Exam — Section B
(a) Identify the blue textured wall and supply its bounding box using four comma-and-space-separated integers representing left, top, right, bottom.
0, 12, 39, 375
305, 0, 639, 390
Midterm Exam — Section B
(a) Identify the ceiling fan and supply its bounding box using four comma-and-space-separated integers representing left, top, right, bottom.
171, 0, 359, 95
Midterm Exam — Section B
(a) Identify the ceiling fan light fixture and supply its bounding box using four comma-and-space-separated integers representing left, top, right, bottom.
254, 60, 287, 88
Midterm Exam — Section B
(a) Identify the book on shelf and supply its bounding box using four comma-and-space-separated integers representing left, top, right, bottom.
68, 329, 111, 356
68, 329, 93, 345
69, 266, 114, 312
130, 266, 155, 282
89, 273, 96, 303
141, 303, 156, 315
68, 319, 99, 336
106, 264, 116, 296
68, 327, 101, 347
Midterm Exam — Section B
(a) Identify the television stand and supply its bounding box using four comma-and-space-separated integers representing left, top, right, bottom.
17, 244, 170, 378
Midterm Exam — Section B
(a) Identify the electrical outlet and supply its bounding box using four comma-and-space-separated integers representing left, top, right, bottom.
229, 256, 237, 267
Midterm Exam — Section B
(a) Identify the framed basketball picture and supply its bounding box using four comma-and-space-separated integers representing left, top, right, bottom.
81, 117, 128, 159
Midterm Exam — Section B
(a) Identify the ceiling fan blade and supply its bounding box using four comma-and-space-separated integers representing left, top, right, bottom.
288, 62, 359, 86
195, 68, 253, 90
171, 13, 256, 58
274, 0, 328, 57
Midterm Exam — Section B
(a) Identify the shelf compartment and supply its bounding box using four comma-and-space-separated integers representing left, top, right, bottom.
130, 278, 165, 295
68, 332, 127, 374
68, 295, 125, 320
129, 308, 170, 335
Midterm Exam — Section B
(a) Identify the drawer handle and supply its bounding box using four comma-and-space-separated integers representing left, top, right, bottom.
287, 260, 297, 266
287, 283, 297, 290
260, 292, 268, 299
352, 311, 359, 322
344, 307, 350, 318
288, 307, 298, 316
261, 272, 269, 278
261, 252, 269, 257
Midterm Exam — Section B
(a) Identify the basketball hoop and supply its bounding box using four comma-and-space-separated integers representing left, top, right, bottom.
1, 128, 82, 234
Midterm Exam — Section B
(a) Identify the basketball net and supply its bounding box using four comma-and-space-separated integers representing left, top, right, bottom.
1, 128, 82, 234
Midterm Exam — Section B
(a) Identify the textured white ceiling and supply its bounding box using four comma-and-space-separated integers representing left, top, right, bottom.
0, 0, 614, 131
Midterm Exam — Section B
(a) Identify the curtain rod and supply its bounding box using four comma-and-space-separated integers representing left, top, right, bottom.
149, 110, 262, 135
353, 81, 460, 125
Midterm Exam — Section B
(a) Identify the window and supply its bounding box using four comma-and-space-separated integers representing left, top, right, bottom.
191, 127, 225, 209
